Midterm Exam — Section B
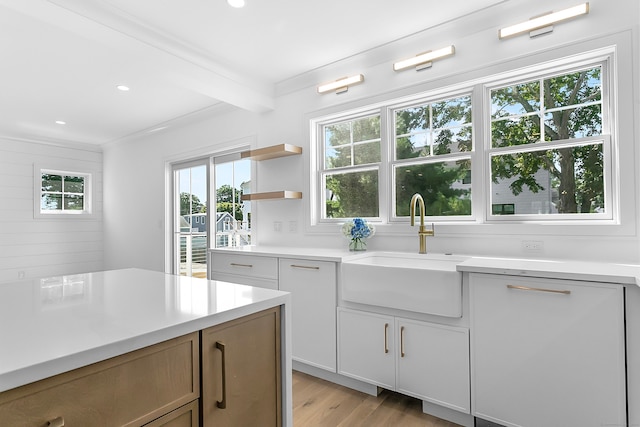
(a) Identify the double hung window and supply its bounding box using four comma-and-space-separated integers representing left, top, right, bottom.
322, 113, 381, 219
392, 94, 473, 219
488, 64, 608, 219
313, 54, 613, 226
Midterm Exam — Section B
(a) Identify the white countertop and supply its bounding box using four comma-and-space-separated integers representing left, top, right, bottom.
457, 256, 640, 285
210, 246, 640, 286
0, 268, 290, 393
209, 245, 354, 262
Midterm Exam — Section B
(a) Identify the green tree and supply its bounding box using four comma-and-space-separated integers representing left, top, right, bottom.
325, 116, 381, 218
394, 96, 472, 216
180, 192, 206, 215
491, 67, 604, 213
216, 184, 243, 220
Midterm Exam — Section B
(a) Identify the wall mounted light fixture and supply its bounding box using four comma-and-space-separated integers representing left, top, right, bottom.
317, 74, 364, 94
393, 45, 455, 72
499, 2, 589, 39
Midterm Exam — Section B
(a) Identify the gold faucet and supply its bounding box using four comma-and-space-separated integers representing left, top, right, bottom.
410, 193, 435, 254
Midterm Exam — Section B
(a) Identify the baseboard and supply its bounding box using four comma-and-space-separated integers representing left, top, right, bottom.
421, 400, 474, 427
292, 360, 379, 396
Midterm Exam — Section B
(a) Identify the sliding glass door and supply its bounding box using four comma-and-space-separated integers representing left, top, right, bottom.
173, 160, 209, 278
213, 156, 251, 248
171, 152, 251, 277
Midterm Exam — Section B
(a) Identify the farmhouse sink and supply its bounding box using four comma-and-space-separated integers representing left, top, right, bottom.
341, 252, 467, 317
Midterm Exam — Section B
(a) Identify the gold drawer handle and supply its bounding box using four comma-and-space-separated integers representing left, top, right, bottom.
230, 263, 253, 268
290, 264, 320, 270
47, 417, 65, 427
507, 284, 571, 295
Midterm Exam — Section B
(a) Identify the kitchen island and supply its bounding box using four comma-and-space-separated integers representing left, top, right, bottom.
0, 268, 292, 426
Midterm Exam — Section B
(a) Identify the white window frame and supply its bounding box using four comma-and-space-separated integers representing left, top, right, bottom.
387, 90, 475, 223
483, 59, 614, 222
34, 165, 94, 219
309, 49, 617, 229
315, 107, 384, 224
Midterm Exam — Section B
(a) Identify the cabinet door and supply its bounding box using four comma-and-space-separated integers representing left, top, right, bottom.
470, 274, 626, 427
279, 258, 337, 371
337, 308, 395, 389
396, 318, 470, 414
201, 307, 282, 427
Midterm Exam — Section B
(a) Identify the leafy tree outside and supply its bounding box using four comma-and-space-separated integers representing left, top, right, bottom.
216, 184, 244, 220
490, 66, 604, 214
320, 64, 606, 220
180, 192, 206, 215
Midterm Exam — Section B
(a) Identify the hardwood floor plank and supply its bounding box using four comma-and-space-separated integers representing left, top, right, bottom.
293, 371, 462, 427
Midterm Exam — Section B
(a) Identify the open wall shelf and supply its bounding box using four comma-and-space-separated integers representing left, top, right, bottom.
241, 144, 302, 161
241, 191, 302, 201
241, 144, 303, 201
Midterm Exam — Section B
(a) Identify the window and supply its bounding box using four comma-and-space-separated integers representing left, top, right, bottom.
312, 54, 614, 226
321, 113, 381, 219
37, 169, 92, 216
489, 65, 608, 219
392, 94, 473, 219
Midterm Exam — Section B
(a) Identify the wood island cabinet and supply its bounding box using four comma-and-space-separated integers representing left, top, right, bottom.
143, 401, 199, 427
0, 333, 200, 427
0, 307, 283, 427
201, 307, 282, 427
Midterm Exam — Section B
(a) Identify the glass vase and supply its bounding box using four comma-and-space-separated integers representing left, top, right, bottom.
349, 239, 366, 251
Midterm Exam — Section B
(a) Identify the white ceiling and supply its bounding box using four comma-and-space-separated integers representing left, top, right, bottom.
0, 0, 506, 145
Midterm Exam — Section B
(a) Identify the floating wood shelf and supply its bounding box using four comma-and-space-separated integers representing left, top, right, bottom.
241, 191, 302, 201
241, 144, 302, 161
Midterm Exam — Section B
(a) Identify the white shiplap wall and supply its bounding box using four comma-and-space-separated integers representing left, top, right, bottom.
0, 138, 103, 283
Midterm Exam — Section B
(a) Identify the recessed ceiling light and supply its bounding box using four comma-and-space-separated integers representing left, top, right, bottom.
227, 0, 245, 8
116, 85, 130, 91
55, 120, 66, 125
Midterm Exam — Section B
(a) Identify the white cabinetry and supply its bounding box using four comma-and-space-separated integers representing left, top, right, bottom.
210, 253, 278, 290
338, 307, 470, 413
470, 274, 626, 427
279, 259, 337, 371
209, 251, 338, 373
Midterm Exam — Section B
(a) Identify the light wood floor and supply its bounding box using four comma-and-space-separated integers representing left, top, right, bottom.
292, 371, 463, 427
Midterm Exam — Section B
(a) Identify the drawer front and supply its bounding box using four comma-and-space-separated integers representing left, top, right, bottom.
0, 333, 199, 427
143, 400, 199, 427
210, 253, 278, 280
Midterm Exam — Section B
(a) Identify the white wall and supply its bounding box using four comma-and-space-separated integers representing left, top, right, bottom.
0, 137, 103, 282
103, 0, 640, 272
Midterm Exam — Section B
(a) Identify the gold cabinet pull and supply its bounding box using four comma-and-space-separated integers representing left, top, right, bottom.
507, 284, 571, 295
47, 417, 64, 427
230, 263, 252, 268
215, 341, 227, 409
384, 323, 389, 354
290, 264, 320, 270
400, 326, 406, 358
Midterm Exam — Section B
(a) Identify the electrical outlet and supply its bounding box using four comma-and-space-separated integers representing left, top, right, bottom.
522, 240, 544, 252
289, 220, 297, 233
18, 271, 25, 279
273, 221, 282, 232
